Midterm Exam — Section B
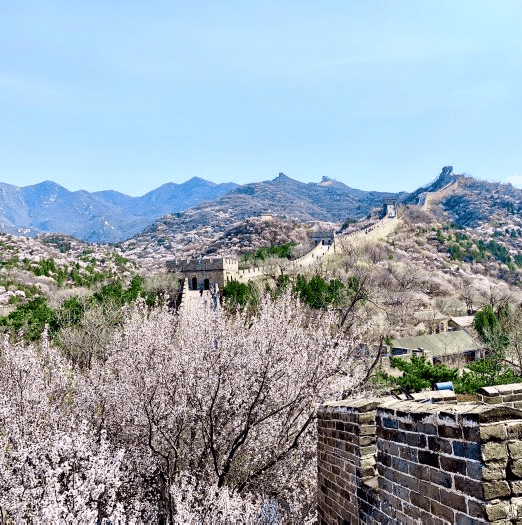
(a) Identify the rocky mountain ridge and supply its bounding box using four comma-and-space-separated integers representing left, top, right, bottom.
438, 176, 522, 228
4, 167, 522, 257
0, 173, 402, 244
415, 171, 522, 271
0, 178, 238, 243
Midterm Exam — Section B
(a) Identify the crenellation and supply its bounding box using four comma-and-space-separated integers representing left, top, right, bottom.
318, 391, 522, 524
167, 211, 398, 297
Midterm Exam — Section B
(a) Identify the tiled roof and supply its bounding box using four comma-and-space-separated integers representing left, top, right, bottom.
392, 330, 480, 357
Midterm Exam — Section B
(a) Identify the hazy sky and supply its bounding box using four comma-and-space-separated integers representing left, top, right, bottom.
1, 0, 522, 196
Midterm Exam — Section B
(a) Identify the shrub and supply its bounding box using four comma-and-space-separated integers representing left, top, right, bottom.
222, 280, 259, 308
382, 354, 522, 394
240, 243, 296, 267
449, 244, 463, 261
389, 354, 458, 392
456, 359, 522, 394
293, 275, 346, 309
0, 297, 57, 342
474, 305, 510, 358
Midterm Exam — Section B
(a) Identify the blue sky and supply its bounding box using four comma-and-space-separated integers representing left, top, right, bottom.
1, 0, 522, 196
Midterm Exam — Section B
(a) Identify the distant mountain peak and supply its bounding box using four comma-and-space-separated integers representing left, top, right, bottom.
0, 177, 238, 242
29, 180, 66, 190
184, 176, 214, 185
273, 172, 297, 184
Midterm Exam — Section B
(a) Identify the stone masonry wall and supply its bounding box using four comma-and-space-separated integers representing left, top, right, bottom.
422, 177, 460, 211
317, 399, 382, 524
166, 257, 239, 273
338, 217, 399, 251
167, 216, 398, 296
166, 257, 239, 289
476, 383, 522, 408
318, 391, 522, 524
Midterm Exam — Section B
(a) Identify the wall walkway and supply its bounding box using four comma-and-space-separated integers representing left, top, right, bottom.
337, 216, 399, 251
421, 178, 459, 210
173, 215, 399, 309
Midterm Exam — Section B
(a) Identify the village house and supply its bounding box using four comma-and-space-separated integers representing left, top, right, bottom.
413, 309, 449, 335
388, 330, 482, 366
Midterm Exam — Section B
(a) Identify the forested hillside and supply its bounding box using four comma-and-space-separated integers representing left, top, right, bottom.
3, 196, 522, 520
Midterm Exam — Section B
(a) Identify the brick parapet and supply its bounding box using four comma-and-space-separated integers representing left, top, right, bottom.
337, 216, 399, 251
318, 391, 522, 524
166, 257, 239, 273
176, 277, 190, 309
477, 384, 522, 408
317, 399, 384, 524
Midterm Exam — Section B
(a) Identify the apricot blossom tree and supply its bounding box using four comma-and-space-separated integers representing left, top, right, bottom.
1, 291, 367, 522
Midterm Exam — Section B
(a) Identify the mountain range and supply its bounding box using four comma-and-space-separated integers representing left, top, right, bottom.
0, 174, 400, 243
0, 178, 237, 243
2, 167, 514, 244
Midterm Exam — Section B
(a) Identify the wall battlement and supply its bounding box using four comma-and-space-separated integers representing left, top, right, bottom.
166, 257, 238, 272
318, 385, 522, 524
166, 214, 398, 294
166, 257, 239, 289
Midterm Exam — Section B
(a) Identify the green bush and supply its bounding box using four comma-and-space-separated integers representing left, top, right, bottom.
293, 275, 345, 309
93, 276, 147, 305
222, 280, 259, 308
380, 354, 522, 394
0, 256, 20, 270
113, 253, 130, 268
389, 354, 458, 392
241, 243, 296, 266
54, 266, 69, 287
1, 276, 156, 343
58, 296, 89, 327
474, 305, 510, 358
456, 359, 522, 394
0, 297, 57, 342
449, 244, 463, 261
8, 294, 20, 305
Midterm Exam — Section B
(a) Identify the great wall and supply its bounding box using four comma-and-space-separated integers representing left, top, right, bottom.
166, 172, 462, 313
318, 385, 522, 524
421, 177, 460, 211
166, 167, 463, 313
166, 173, 522, 524
167, 201, 400, 307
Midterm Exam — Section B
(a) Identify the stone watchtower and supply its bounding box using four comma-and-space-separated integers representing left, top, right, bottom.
310, 230, 335, 246
383, 198, 397, 218
166, 257, 239, 291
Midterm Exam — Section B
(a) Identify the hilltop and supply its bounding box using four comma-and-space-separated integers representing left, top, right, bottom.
0, 232, 138, 317
0, 173, 398, 243
0, 178, 237, 243
414, 171, 522, 283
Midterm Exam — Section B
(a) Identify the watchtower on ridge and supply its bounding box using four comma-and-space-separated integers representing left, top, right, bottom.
166, 257, 239, 291
383, 198, 397, 218
309, 230, 335, 246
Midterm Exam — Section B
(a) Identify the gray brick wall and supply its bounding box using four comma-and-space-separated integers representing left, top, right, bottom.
317, 392, 522, 524
476, 383, 522, 407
